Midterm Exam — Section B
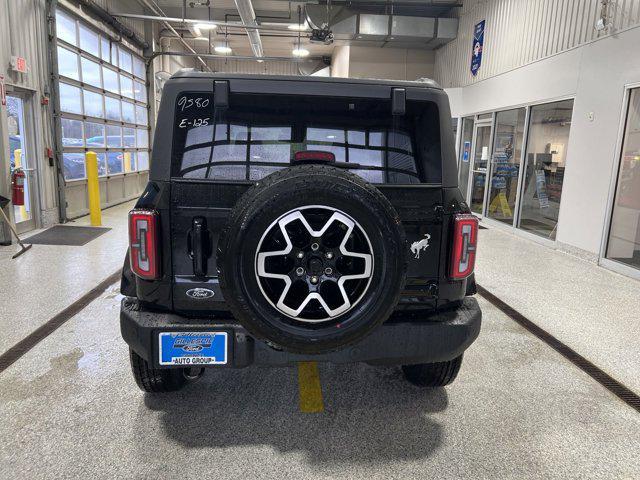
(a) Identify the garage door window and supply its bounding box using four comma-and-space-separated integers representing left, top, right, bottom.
55, 8, 150, 181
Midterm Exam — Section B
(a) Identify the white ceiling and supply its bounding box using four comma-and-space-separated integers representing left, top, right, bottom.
133, 1, 461, 59
155, 0, 299, 11
152, 1, 330, 58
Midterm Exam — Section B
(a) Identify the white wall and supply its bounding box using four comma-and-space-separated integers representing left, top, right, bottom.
331, 45, 351, 78
559, 27, 640, 255
436, 0, 640, 89
330, 45, 435, 81
443, 25, 640, 256
445, 47, 581, 117
348, 46, 435, 81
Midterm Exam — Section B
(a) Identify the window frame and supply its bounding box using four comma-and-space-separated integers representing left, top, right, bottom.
460, 96, 576, 248
599, 83, 640, 280
515, 98, 574, 241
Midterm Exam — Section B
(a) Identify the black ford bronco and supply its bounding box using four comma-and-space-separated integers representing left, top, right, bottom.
120, 72, 481, 393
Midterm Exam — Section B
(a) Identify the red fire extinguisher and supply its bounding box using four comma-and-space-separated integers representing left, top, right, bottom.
11, 168, 25, 206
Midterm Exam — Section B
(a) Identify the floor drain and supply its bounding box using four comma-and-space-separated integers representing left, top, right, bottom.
477, 285, 640, 414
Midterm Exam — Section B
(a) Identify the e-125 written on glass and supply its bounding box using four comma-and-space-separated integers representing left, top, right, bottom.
177, 117, 210, 128
174, 92, 215, 130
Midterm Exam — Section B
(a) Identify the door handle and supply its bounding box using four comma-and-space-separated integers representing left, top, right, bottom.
190, 217, 207, 277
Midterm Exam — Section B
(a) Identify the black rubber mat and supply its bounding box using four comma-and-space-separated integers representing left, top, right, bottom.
25, 225, 111, 246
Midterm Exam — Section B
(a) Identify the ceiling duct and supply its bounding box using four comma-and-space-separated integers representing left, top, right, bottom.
305, 5, 458, 48
358, 14, 389, 40
430, 17, 458, 47
391, 15, 435, 40
233, 0, 264, 57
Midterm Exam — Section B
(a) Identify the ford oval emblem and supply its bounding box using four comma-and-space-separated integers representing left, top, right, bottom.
186, 288, 215, 299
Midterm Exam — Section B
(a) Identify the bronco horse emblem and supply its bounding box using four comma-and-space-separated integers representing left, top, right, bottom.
410, 234, 431, 259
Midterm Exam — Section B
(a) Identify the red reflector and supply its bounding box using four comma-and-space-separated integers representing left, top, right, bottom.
293, 150, 336, 163
129, 209, 160, 280
449, 214, 478, 280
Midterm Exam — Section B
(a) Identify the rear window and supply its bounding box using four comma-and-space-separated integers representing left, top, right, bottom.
171, 92, 441, 184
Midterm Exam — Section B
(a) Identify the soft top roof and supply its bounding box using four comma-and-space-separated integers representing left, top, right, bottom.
169, 70, 442, 91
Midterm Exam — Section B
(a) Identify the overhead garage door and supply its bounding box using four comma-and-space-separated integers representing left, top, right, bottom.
54, 8, 150, 219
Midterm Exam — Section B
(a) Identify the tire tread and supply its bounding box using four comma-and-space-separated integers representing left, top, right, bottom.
129, 348, 186, 393
401, 355, 463, 387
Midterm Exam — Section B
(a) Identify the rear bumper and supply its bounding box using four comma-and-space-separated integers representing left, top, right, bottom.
120, 297, 481, 368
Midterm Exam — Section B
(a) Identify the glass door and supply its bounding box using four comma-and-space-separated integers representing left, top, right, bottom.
517, 100, 574, 240
6, 94, 37, 233
486, 108, 527, 225
606, 88, 640, 270
469, 122, 493, 214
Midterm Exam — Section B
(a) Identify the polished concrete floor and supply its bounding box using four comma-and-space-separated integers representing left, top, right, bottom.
476, 225, 640, 393
1, 208, 639, 479
0, 201, 134, 353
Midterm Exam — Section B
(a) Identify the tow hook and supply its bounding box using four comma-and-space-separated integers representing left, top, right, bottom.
183, 367, 205, 382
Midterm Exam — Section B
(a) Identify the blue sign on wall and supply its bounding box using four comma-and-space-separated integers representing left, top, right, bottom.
462, 141, 471, 162
470, 20, 485, 76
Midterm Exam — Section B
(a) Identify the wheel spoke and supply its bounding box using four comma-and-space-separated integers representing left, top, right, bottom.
256, 218, 294, 303
256, 206, 374, 322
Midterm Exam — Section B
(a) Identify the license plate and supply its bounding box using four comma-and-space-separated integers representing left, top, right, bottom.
158, 332, 228, 366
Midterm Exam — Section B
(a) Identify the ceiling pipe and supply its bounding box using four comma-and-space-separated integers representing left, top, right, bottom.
134, 0, 211, 71
319, 0, 462, 6
111, 12, 293, 32
233, 0, 264, 57
149, 51, 322, 62
187, 24, 203, 37
158, 31, 301, 41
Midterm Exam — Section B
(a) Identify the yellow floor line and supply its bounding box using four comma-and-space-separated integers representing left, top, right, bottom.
297, 361, 324, 413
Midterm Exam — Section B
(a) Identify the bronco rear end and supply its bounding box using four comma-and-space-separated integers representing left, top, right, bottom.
120, 72, 481, 393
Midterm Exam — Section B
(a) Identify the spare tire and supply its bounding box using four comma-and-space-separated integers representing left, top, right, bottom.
218, 164, 407, 354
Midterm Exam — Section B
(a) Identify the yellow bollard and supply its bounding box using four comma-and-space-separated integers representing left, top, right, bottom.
85, 151, 102, 226
13, 149, 28, 221
123, 152, 132, 173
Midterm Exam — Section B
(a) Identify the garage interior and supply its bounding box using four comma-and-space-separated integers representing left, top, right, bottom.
1, 1, 639, 478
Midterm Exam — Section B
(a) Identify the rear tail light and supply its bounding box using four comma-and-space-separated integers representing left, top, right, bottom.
449, 214, 478, 280
129, 209, 160, 279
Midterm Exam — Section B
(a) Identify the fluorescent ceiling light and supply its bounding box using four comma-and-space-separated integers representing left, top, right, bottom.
194, 23, 217, 30
292, 47, 310, 58
214, 45, 232, 54
288, 22, 309, 31
189, 25, 203, 37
